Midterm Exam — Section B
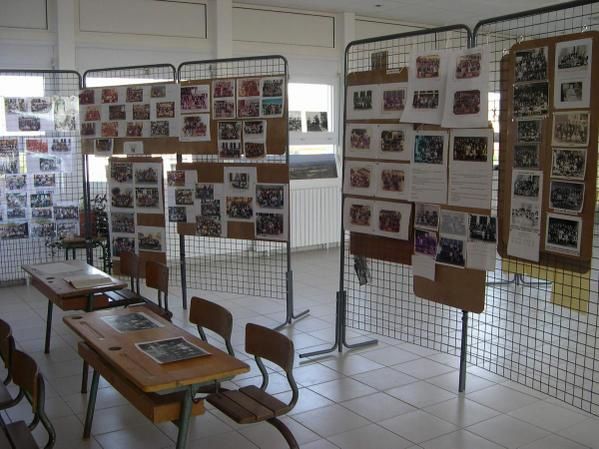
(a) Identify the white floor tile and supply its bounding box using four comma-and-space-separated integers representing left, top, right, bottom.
508, 400, 589, 432
351, 367, 418, 391
380, 410, 457, 444
386, 381, 456, 408
467, 384, 541, 413
341, 392, 416, 422
467, 414, 549, 449
420, 429, 505, 449
559, 418, 599, 448
424, 397, 500, 427
309, 377, 377, 402
293, 404, 370, 438
328, 423, 413, 449
393, 359, 455, 380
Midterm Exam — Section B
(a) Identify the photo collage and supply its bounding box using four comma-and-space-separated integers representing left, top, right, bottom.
507, 37, 593, 261
0, 95, 79, 241
166, 167, 288, 241
344, 46, 496, 278
79, 84, 179, 142
108, 158, 165, 259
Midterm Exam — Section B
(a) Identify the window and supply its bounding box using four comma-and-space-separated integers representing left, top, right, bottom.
288, 82, 336, 151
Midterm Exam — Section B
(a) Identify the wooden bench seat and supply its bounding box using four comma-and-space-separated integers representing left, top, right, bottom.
78, 342, 203, 424
4, 421, 38, 449
208, 385, 290, 424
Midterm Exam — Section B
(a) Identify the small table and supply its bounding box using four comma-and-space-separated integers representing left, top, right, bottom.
63, 306, 249, 449
21, 261, 127, 354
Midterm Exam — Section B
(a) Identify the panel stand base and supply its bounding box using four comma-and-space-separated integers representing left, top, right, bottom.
274, 271, 309, 330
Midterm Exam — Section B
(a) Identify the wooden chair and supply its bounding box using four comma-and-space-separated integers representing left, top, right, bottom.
189, 297, 235, 356
0, 319, 22, 410
207, 323, 299, 449
2, 349, 56, 449
102, 251, 143, 306
138, 261, 172, 321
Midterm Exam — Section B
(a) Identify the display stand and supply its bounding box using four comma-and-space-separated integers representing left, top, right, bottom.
300, 25, 477, 394
0, 70, 84, 284
176, 56, 307, 329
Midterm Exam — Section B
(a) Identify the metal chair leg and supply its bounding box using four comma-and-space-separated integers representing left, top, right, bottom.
267, 417, 299, 449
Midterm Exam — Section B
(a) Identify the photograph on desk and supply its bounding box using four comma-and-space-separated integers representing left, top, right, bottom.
101, 311, 164, 333
136, 337, 210, 364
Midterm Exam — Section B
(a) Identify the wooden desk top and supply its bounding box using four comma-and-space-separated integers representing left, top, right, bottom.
63, 306, 250, 393
22, 260, 126, 300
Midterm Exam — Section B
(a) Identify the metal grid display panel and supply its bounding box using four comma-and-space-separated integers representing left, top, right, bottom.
344, 28, 470, 355
177, 57, 289, 299
83, 65, 179, 281
0, 70, 83, 284
470, 0, 599, 414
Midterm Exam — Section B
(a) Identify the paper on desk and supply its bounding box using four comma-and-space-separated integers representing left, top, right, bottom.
36, 262, 80, 275
412, 254, 436, 281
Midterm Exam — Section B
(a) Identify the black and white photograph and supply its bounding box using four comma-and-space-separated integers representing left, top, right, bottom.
31, 208, 52, 219
111, 212, 135, 234
4, 97, 27, 113
111, 161, 133, 183
262, 78, 284, 97
352, 89, 373, 111
354, 255, 371, 286
552, 112, 589, 146
380, 128, 406, 155
195, 183, 214, 200
168, 206, 187, 223
33, 174, 55, 188
180, 84, 210, 113
453, 90, 480, 115
381, 86, 406, 113
150, 120, 169, 137
289, 111, 302, 132
0, 138, 18, 155
112, 236, 135, 258
256, 212, 285, 240
452, 136, 488, 162
126, 87, 144, 103
94, 138, 113, 156
513, 144, 540, 169
135, 187, 161, 209
435, 237, 466, 268
137, 227, 165, 252
256, 184, 285, 209
38, 156, 60, 173
150, 85, 166, 98
227, 171, 251, 190
347, 125, 373, 153
0, 157, 19, 175
51, 138, 72, 153
556, 38, 591, 71
196, 215, 222, 237
156, 101, 175, 118
101, 312, 163, 333
6, 206, 26, 220
549, 180, 584, 213
243, 120, 266, 141
53, 204, 78, 220
30, 97, 52, 113
56, 222, 78, 239
306, 112, 328, 132
517, 119, 542, 142
551, 147, 586, 180
18, 116, 41, 131
414, 134, 445, 164
81, 122, 96, 137
415, 229, 438, 256
201, 200, 221, 217
469, 215, 497, 242
53, 96, 78, 132
347, 85, 377, 119
556, 77, 589, 109
6, 192, 26, 209
439, 210, 467, 236
218, 121, 242, 140
514, 47, 548, 82
511, 200, 540, 229
560, 80, 583, 103
79, 89, 95, 105
30, 223, 55, 239
412, 90, 439, 109
30, 192, 52, 208
213, 99, 236, 119
415, 203, 439, 230
111, 187, 134, 209
0, 223, 28, 240
175, 188, 194, 205
371, 50, 388, 71
219, 140, 242, 158
226, 197, 253, 220
512, 171, 541, 198
545, 214, 581, 255
513, 82, 548, 117
6, 174, 27, 191
136, 337, 209, 364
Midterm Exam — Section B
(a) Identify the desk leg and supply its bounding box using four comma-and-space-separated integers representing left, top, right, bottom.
83, 370, 100, 438
44, 301, 53, 354
81, 293, 94, 393
175, 386, 195, 449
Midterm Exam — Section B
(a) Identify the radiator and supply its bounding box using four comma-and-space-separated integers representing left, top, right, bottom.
290, 180, 341, 249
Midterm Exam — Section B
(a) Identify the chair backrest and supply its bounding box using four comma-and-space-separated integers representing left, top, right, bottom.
120, 251, 139, 292
0, 318, 11, 364
189, 297, 234, 356
145, 260, 168, 295
245, 323, 294, 373
11, 349, 56, 449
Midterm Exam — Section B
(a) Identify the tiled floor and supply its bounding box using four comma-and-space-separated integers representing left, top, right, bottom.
1, 247, 598, 448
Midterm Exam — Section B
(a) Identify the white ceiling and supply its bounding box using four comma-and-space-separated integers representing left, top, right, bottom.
235, 0, 569, 26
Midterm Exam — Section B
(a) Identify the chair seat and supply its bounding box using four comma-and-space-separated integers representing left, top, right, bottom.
131, 300, 172, 321
5, 420, 38, 449
103, 289, 144, 305
207, 385, 290, 424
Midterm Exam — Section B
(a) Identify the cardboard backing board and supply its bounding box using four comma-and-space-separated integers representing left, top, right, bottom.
175, 161, 289, 241
497, 32, 599, 271
82, 77, 287, 156
345, 68, 489, 313
113, 252, 167, 278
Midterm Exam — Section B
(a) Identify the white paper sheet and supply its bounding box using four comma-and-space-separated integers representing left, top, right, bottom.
410, 130, 448, 204
372, 200, 412, 240
412, 254, 436, 281
35, 262, 81, 275
466, 241, 496, 271
507, 229, 540, 262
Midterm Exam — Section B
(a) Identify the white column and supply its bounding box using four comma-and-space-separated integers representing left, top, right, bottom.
55, 0, 76, 70
209, 0, 233, 59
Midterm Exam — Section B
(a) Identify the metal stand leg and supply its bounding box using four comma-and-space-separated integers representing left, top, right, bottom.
487, 273, 552, 288
299, 290, 377, 358
44, 301, 53, 354
458, 310, 468, 393
179, 234, 187, 310
83, 370, 100, 438
274, 271, 309, 331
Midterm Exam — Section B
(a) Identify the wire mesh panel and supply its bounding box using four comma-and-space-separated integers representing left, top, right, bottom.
177, 57, 288, 300
82, 64, 178, 280
343, 27, 471, 353
471, 0, 599, 414
0, 70, 82, 284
